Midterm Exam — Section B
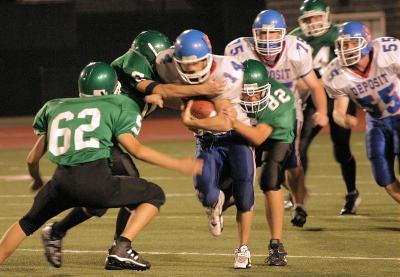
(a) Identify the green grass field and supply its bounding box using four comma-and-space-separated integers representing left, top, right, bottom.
0, 132, 399, 276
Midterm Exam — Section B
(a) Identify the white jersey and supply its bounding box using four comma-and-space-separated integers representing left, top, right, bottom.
156, 48, 250, 125
323, 37, 400, 119
224, 35, 313, 93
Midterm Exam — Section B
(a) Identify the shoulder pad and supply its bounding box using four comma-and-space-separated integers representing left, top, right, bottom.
374, 37, 400, 68
224, 37, 256, 61
285, 35, 312, 62
288, 27, 303, 37
322, 58, 347, 90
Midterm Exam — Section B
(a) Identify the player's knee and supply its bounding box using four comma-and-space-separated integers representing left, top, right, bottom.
235, 197, 254, 212
19, 216, 39, 236
200, 190, 220, 207
85, 208, 107, 217
260, 183, 281, 193
259, 160, 283, 192
146, 183, 166, 209
373, 172, 395, 187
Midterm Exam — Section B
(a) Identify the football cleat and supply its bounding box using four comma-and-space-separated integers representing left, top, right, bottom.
41, 223, 64, 268
105, 243, 151, 271
291, 205, 308, 227
234, 245, 252, 269
340, 190, 361, 215
206, 190, 225, 236
266, 240, 287, 266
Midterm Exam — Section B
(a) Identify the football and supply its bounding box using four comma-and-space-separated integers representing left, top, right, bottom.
190, 99, 217, 119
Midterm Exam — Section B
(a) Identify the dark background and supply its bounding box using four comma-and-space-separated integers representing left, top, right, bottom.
0, 0, 264, 117
0, 0, 399, 117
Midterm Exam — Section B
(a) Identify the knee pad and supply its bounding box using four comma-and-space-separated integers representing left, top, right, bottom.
369, 157, 396, 187
234, 193, 254, 212
145, 183, 166, 209
85, 208, 108, 217
19, 216, 38, 236
259, 161, 283, 192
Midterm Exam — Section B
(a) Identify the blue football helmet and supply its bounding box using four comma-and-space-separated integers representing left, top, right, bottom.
173, 29, 213, 84
335, 21, 372, 66
252, 10, 287, 56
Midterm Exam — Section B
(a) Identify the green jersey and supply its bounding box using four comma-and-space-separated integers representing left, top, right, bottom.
111, 49, 159, 116
33, 94, 142, 166
254, 78, 296, 144
289, 25, 338, 76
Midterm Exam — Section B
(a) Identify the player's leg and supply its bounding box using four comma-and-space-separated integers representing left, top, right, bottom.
0, 177, 72, 265
194, 136, 225, 236
41, 145, 138, 267
83, 160, 165, 271
366, 117, 400, 204
228, 141, 254, 269
258, 140, 290, 266
299, 97, 323, 173
286, 118, 309, 227
329, 100, 360, 214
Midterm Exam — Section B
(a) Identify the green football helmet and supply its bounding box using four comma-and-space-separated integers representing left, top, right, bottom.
298, 0, 331, 37
78, 62, 121, 97
241, 59, 271, 114
131, 30, 172, 66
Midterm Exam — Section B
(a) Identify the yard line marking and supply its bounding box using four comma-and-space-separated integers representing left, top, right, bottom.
17, 248, 400, 261
0, 174, 376, 182
0, 175, 190, 181
0, 192, 385, 198
9, 191, 388, 197
1, 214, 398, 220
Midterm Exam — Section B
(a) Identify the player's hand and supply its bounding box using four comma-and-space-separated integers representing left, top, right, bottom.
222, 106, 237, 121
179, 157, 204, 176
200, 76, 226, 95
145, 94, 164, 108
312, 112, 329, 127
30, 178, 44, 191
181, 100, 196, 127
345, 114, 358, 129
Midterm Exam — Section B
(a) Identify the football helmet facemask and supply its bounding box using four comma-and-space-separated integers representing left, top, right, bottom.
252, 10, 287, 57
298, 0, 331, 37
173, 29, 213, 84
241, 59, 271, 114
335, 21, 372, 66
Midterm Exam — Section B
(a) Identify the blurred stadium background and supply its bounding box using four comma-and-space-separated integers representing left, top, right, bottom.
0, 1, 400, 276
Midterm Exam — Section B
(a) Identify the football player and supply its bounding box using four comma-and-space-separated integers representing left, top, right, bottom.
323, 21, 400, 205
290, 0, 361, 215
224, 59, 295, 266
0, 62, 203, 270
225, 9, 329, 227
40, 30, 225, 269
157, 29, 254, 269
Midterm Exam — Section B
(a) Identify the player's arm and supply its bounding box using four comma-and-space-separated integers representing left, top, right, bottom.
223, 105, 272, 146
117, 133, 203, 176
26, 135, 47, 191
181, 99, 232, 132
332, 96, 358, 129
301, 70, 329, 126
137, 76, 226, 99
232, 120, 272, 146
